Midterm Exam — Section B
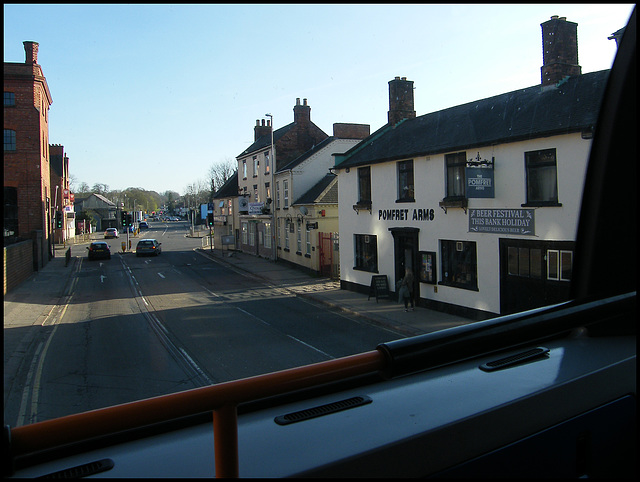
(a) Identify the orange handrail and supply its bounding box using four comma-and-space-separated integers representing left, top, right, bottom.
10, 349, 387, 478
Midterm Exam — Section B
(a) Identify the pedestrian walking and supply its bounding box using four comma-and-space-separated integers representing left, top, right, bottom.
397, 268, 414, 311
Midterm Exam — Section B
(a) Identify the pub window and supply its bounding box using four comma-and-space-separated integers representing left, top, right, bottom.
525, 148, 559, 205
445, 152, 466, 198
440, 239, 477, 290
305, 226, 311, 255
265, 150, 270, 174
253, 184, 258, 202
397, 160, 414, 201
547, 249, 572, 281
242, 160, 247, 179
296, 223, 302, 253
508, 246, 542, 279
358, 166, 371, 203
4, 129, 16, 151
253, 156, 258, 177
276, 181, 280, 209
354, 234, 378, 272
4, 92, 15, 107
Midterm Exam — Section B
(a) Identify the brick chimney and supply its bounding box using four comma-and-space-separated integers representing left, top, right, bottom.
254, 118, 272, 141
23, 41, 39, 64
333, 123, 370, 139
388, 77, 416, 126
540, 16, 582, 86
293, 98, 311, 128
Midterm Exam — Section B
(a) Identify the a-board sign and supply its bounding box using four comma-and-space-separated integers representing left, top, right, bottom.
368, 275, 390, 303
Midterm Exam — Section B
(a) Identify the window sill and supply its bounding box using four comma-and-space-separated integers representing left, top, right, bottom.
439, 197, 468, 213
354, 266, 378, 274
395, 198, 415, 203
521, 202, 562, 207
438, 280, 479, 291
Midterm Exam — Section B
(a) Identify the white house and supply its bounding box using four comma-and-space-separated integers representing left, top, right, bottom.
334, 16, 613, 318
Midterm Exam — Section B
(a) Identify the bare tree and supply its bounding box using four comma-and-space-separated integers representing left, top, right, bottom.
208, 158, 237, 193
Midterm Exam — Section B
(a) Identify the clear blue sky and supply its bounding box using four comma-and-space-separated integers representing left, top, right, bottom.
4, 4, 634, 195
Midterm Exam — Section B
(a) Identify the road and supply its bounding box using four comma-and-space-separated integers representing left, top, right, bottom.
5, 221, 401, 426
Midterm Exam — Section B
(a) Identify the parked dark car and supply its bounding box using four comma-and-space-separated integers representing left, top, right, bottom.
139, 221, 149, 230
87, 241, 111, 260
136, 239, 161, 256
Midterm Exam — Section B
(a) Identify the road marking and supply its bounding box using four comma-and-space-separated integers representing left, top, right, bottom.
236, 307, 332, 358
100, 275, 106, 283
157, 272, 165, 279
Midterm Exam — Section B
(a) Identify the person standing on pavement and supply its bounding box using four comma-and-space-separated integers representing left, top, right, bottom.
398, 268, 414, 312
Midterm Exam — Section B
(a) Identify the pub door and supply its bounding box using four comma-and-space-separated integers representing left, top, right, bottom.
390, 228, 419, 302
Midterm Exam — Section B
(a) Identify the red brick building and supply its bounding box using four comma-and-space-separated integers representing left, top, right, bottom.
50, 144, 74, 243
4, 41, 53, 267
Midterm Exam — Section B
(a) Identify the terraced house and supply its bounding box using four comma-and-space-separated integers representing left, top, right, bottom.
334, 16, 617, 318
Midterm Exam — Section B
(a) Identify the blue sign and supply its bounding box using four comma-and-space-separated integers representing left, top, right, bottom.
466, 167, 494, 198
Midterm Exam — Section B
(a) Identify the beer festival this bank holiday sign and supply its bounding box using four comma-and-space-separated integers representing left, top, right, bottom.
469, 208, 535, 235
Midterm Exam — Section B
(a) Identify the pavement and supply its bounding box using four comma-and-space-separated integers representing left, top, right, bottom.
4, 238, 475, 403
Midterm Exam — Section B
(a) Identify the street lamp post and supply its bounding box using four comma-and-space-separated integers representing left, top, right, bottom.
265, 113, 277, 262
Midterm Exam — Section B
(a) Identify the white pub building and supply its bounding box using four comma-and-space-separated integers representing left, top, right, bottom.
334, 16, 615, 319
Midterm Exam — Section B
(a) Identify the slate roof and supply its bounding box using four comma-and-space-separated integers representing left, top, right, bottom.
278, 136, 340, 172
213, 171, 239, 199
294, 173, 338, 205
335, 70, 609, 169
236, 123, 296, 158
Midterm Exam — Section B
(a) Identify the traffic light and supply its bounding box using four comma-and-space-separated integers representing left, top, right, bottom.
121, 211, 128, 226
207, 213, 214, 226
55, 210, 63, 229
125, 213, 133, 227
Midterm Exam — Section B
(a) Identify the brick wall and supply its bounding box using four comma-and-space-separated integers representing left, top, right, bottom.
333, 123, 370, 140
3, 240, 34, 295
4, 42, 53, 248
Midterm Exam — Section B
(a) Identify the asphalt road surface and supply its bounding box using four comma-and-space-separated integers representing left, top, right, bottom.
6, 221, 400, 426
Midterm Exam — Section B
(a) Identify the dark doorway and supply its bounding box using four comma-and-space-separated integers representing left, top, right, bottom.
390, 228, 419, 303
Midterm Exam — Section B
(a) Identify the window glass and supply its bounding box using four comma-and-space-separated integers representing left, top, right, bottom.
547, 250, 559, 280
525, 149, 558, 204
530, 248, 542, 279
4, 129, 16, 151
354, 234, 377, 272
518, 247, 530, 277
264, 222, 271, 249
445, 152, 466, 198
397, 160, 414, 201
4, 92, 15, 106
283, 180, 289, 208
561, 251, 573, 281
358, 166, 371, 203
441, 240, 477, 290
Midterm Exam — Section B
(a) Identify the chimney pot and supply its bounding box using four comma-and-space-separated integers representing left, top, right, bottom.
388, 76, 416, 126
23, 41, 39, 64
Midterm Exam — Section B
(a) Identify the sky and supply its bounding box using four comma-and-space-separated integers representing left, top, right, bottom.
4, 4, 634, 196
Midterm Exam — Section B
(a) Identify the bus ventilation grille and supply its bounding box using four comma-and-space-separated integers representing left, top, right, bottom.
40, 458, 114, 478
275, 395, 372, 425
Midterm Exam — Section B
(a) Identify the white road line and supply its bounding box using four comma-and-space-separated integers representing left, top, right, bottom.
157, 272, 165, 279
235, 307, 332, 358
